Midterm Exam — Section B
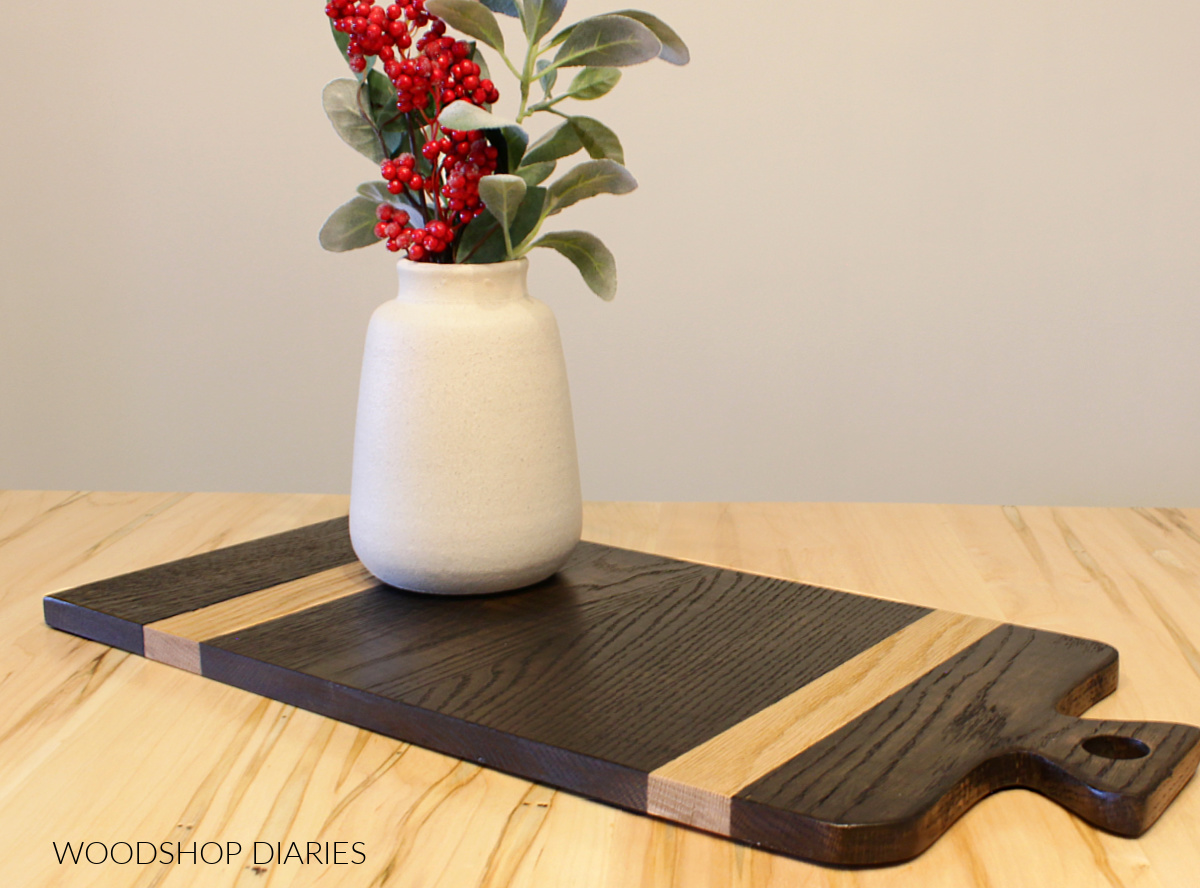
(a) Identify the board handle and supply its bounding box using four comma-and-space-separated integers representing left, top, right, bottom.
1016, 715, 1200, 836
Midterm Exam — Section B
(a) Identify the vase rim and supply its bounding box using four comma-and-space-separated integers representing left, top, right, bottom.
393, 256, 530, 304
395, 257, 528, 273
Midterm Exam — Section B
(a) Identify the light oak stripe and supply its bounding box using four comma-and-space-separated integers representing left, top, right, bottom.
142, 562, 377, 673
646, 610, 1001, 834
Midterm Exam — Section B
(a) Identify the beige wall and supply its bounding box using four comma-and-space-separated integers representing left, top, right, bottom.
2, 1, 1197, 505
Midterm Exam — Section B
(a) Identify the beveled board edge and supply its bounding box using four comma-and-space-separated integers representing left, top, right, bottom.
44, 597, 145, 655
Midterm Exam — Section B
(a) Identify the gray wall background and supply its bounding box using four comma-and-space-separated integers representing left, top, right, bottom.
2, 1, 1198, 505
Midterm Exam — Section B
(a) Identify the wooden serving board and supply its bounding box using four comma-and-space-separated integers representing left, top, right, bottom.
42, 517, 1200, 866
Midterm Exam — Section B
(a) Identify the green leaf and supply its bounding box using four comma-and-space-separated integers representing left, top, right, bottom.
319, 195, 382, 252
536, 59, 557, 95
460, 187, 549, 263
521, 121, 583, 166
479, 124, 529, 173
480, 0, 519, 17
506, 186, 549, 249
381, 128, 407, 157
502, 126, 529, 170
553, 15, 661, 68
323, 79, 386, 164
515, 160, 556, 186
366, 69, 395, 113
568, 116, 624, 164
438, 100, 523, 137
425, 0, 505, 51
525, 0, 567, 43
478, 174, 527, 233
533, 230, 618, 300
611, 10, 690, 65
355, 182, 426, 225
566, 67, 621, 100
547, 159, 637, 214
455, 211, 501, 262
545, 22, 576, 50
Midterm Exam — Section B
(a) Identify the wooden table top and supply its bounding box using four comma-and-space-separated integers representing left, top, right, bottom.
2, 491, 1198, 887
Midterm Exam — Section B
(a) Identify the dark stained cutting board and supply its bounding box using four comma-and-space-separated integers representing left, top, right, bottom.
42, 517, 1200, 866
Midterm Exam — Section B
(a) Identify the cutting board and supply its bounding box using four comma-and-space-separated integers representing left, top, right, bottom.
42, 517, 1200, 866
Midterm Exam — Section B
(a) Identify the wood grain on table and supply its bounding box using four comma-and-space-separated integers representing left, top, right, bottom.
3, 492, 1199, 886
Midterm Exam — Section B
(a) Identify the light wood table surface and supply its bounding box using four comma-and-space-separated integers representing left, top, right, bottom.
2, 491, 1198, 887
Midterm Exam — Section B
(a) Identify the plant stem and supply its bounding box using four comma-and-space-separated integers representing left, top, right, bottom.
496, 48, 524, 83
500, 218, 514, 260
526, 94, 567, 115
512, 206, 551, 256
515, 36, 542, 123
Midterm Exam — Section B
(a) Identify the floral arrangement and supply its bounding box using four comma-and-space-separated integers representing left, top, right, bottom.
319, 0, 688, 298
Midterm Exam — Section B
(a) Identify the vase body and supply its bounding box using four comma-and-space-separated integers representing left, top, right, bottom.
349, 258, 582, 594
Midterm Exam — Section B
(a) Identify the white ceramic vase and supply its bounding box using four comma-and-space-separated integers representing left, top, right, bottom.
348, 257, 582, 594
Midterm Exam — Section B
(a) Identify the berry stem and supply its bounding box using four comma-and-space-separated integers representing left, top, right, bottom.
461, 223, 501, 262
403, 115, 432, 220
428, 110, 444, 224
355, 79, 390, 164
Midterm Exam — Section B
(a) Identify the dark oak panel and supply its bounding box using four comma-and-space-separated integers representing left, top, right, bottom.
206, 542, 930, 771
53, 517, 355, 624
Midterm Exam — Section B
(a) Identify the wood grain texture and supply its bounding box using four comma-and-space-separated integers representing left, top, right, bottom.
647, 611, 1001, 834
4, 493, 1200, 887
45, 514, 355, 653
732, 623, 1200, 864
40, 516, 1200, 865
143, 562, 376, 672
198, 543, 931, 773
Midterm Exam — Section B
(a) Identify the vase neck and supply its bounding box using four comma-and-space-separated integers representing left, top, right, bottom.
395, 258, 529, 305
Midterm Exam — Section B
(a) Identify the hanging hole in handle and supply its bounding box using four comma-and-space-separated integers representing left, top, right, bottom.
1082, 735, 1151, 760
